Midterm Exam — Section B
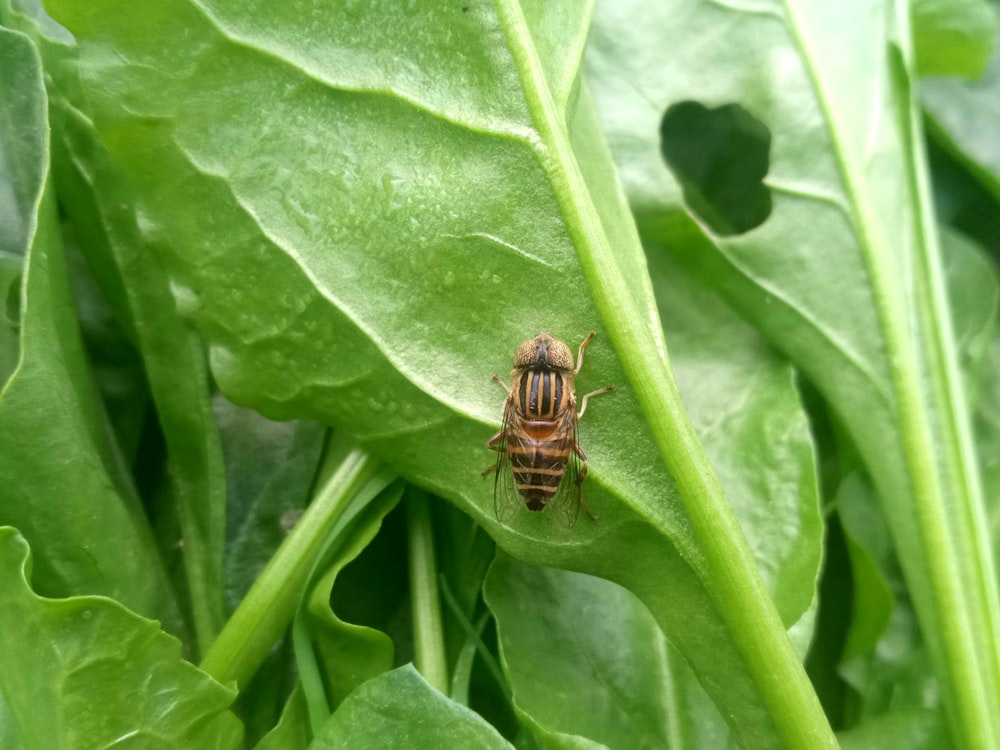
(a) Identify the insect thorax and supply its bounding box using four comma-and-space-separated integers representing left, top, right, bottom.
512, 366, 574, 421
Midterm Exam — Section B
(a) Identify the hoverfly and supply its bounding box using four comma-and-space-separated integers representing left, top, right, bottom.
482, 332, 615, 524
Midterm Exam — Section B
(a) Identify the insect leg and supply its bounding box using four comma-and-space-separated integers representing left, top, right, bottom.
574, 331, 597, 375
481, 425, 507, 474
491, 374, 512, 395
571, 443, 598, 521
579, 492, 598, 521
577, 385, 616, 419
482, 431, 503, 468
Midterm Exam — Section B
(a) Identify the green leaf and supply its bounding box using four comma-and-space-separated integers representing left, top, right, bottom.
486, 250, 821, 748
812, 234, 998, 733
941, 229, 999, 388
217, 396, 326, 612
940, 231, 1000, 619
63, 231, 150, 467
837, 474, 895, 662
587, 1, 1000, 746
434, 502, 501, 707
40, 1, 833, 746
235, 642, 299, 750
648, 248, 822, 627
837, 708, 950, 750
5, 0, 230, 655
206, 395, 325, 744
311, 665, 513, 750
0, 13, 29, 381
0, 24, 184, 633
0, 252, 19, 385
297, 479, 403, 718
0, 526, 242, 749
253, 684, 310, 750
835, 470, 942, 726
977, 336, 1000, 560
833, 217, 997, 729
486, 553, 674, 750
201, 438, 391, 690
922, 3, 1000, 203
0, 18, 43, 261
911, 0, 997, 78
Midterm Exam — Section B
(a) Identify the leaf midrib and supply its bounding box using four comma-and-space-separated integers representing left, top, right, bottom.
780, 1, 1000, 746
492, 1, 837, 747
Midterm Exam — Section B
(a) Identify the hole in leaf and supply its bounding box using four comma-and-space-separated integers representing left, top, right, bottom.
660, 101, 773, 236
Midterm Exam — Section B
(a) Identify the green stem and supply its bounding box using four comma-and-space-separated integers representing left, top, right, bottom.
781, 2, 1000, 746
160, 331, 227, 656
406, 490, 449, 694
907, 34, 1000, 736
440, 576, 510, 704
493, 2, 837, 748
200, 442, 379, 689
291, 609, 331, 736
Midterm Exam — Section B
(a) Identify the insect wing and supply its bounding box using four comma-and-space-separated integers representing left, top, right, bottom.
547, 411, 583, 527
492, 396, 524, 523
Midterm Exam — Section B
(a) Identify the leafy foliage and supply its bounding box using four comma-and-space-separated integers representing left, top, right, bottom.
1, 0, 997, 748
0, 527, 242, 749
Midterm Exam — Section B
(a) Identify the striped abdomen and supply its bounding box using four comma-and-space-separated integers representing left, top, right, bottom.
508, 368, 575, 510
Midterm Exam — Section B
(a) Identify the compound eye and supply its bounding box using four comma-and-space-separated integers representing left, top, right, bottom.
513, 338, 537, 368
547, 340, 573, 370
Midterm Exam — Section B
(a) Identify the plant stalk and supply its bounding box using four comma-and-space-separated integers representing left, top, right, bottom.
493, 1, 838, 747
200, 443, 379, 689
781, 2, 1000, 746
901, 6, 1000, 711
406, 489, 449, 694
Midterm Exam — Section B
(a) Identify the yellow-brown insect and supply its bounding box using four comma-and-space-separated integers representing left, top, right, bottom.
482, 332, 615, 524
